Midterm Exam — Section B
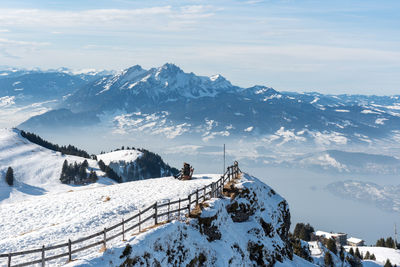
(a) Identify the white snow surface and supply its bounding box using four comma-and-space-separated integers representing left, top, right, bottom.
97, 150, 142, 165
345, 246, 400, 266
0, 128, 114, 204
0, 172, 222, 266
61, 173, 297, 267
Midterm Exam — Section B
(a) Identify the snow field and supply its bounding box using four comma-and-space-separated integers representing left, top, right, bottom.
0, 174, 221, 266
97, 150, 142, 165
0, 128, 112, 204
345, 246, 400, 266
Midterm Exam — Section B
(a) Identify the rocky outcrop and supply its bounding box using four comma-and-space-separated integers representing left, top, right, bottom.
75, 173, 299, 266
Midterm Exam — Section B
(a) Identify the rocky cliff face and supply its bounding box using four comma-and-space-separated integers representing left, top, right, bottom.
69, 173, 300, 266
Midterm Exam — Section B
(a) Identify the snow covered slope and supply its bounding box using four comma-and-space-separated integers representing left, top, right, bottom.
0, 128, 113, 204
97, 150, 142, 165
60, 174, 310, 266
0, 173, 222, 266
345, 246, 400, 266
97, 149, 178, 182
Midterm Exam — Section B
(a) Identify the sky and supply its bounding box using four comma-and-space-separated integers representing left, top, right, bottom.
0, 0, 399, 94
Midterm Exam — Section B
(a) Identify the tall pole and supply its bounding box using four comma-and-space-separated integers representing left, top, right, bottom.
223, 144, 226, 174
395, 223, 398, 250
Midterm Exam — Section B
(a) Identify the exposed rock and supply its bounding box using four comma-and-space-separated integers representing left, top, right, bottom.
197, 214, 221, 242
91, 173, 301, 266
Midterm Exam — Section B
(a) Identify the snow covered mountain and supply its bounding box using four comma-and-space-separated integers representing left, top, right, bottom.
62, 63, 238, 112
0, 69, 107, 104
16, 63, 400, 146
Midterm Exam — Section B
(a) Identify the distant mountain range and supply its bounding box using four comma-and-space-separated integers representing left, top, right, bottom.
2, 63, 400, 145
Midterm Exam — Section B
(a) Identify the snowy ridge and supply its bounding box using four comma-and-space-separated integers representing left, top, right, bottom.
92, 63, 236, 100
64, 173, 304, 266
97, 150, 142, 165
0, 128, 113, 204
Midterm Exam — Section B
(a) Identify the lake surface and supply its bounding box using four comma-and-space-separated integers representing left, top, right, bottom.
250, 166, 399, 245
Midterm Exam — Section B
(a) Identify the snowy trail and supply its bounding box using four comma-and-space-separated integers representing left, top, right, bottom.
0, 174, 220, 266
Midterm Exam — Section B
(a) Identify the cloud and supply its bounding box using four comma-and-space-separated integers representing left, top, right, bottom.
0, 6, 214, 30
0, 38, 50, 59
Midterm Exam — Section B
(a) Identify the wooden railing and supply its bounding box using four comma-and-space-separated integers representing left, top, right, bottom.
0, 162, 241, 267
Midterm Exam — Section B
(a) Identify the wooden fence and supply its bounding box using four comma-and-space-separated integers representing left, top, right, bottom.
0, 162, 241, 267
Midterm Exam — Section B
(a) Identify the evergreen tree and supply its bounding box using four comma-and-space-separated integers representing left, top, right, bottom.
5, 166, 14, 186
20, 130, 90, 158
349, 247, 355, 256
324, 252, 334, 267
88, 170, 98, 183
291, 238, 313, 262
340, 246, 345, 262
293, 223, 315, 241
60, 160, 69, 184
82, 160, 89, 169
364, 251, 370, 260
355, 248, 361, 259
384, 259, 393, 267
376, 238, 386, 247
78, 164, 87, 183
98, 160, 106, 171
326, 238, 337, 255
385, 237, 395, 248
370, 254, 376, 260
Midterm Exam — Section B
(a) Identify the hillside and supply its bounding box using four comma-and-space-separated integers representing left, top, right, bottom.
97, 149, 179, 182
344, 246, 400, 266
0, 128, 178, 204
1, 171, 314, 266
0, 173, 224, 266
0, 128, 113, 204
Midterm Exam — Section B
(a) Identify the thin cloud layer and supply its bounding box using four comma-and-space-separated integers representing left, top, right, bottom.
0, 0, 399, 94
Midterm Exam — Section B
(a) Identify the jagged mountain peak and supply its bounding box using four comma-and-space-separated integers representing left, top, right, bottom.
245, 85, 279, 95
157, 63, 183, 75
88, 63, 239, 100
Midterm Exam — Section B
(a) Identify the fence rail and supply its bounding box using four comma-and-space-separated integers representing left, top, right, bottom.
0, 162, 241, 267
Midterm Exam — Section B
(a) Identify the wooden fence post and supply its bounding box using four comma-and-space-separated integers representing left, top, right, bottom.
41, 245, 45, 267
139, 210, 141, 232
122, 218, 125, 241
178, 198, 181, 219
103, 228, 107, 249
196, 189, 199, 206
203, 186, 206, 201
167, 200, 170, 222
68, 239, 72, 262
187, 194, 191, 213
154, 202, 158, 225
7, 253, 11, 267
